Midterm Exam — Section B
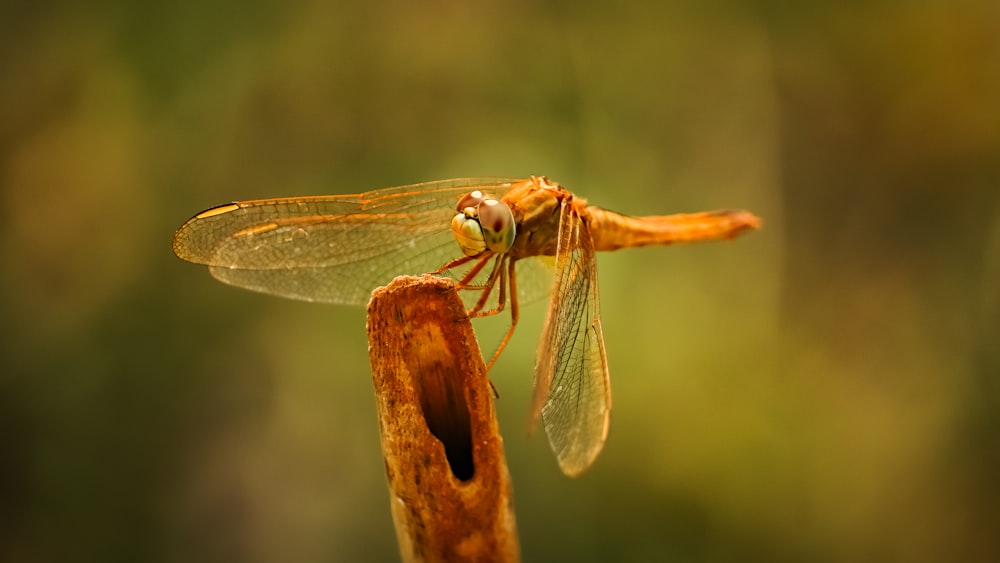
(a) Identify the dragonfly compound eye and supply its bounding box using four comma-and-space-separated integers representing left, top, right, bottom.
477, 199, 516, 253
456, 190, 485, 214
451, 212, 488, 257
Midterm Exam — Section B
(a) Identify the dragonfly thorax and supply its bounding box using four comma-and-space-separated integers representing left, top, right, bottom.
450, 193, 516, 257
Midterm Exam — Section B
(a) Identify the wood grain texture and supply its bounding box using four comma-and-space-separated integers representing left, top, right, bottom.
367, 275, 519, 563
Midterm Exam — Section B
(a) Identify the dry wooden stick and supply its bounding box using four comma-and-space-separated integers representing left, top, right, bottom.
367, 275, 519, 563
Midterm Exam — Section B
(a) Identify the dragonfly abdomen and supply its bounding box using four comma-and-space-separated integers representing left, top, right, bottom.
588, 207, 761, 252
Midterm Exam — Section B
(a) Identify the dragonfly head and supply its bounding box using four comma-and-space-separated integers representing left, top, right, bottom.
451, 192, 516, 257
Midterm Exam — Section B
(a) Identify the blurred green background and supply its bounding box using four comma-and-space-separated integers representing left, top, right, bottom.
2, 0, 998, 561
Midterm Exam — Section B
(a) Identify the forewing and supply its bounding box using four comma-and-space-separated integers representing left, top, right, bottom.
531, 202, 611, 477
172, 178, 520, 304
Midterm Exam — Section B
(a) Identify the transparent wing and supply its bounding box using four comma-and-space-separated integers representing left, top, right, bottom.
172, 178, 522, 305
531, 201, 611, 477
513, 254, 556, 306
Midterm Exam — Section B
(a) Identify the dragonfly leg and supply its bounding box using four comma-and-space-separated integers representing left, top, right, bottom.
485, 258, 520, 371
454, 254, 494, 290
433, 254, 478, 276
434, 254, 498, 313
467, 255, 507, 317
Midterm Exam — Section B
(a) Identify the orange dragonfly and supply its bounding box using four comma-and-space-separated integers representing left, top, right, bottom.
173, 176, 760, 476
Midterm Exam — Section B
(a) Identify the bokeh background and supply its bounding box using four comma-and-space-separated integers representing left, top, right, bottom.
2, 0, 998, 561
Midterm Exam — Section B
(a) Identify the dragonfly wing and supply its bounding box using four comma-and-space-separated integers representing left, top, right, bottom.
531, 201, 611, 477
513, 255, 556, 306
172, 178, 521, 305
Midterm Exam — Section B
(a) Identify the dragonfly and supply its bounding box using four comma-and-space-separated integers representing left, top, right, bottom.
173, 176, 761, 476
